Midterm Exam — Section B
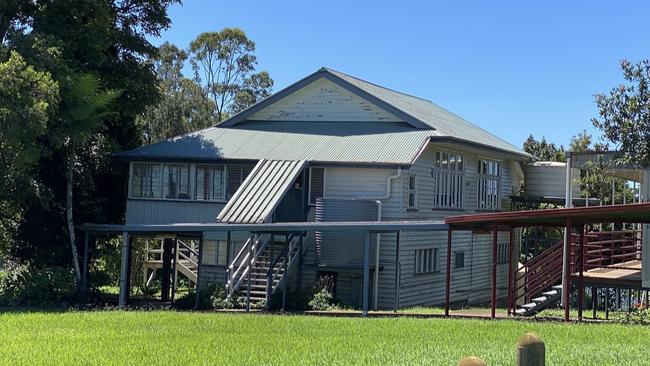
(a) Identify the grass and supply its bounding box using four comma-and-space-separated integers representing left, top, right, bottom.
0, 311, 649, 365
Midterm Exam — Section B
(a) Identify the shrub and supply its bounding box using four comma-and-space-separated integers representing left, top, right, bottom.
0, 261, 77, 306
210, 285, 244, 309
308, 288, 339, 311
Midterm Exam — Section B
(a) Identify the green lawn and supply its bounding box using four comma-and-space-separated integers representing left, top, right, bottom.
0, 311, 648, 365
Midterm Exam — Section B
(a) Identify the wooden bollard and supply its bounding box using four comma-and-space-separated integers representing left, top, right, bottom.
458, 356, 487, 366
516, 333, 545, 366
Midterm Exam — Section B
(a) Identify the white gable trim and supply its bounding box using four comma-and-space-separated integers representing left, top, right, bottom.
247, 78, 402, 123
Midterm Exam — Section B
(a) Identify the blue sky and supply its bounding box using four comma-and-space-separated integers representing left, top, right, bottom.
153, 1, 649, 149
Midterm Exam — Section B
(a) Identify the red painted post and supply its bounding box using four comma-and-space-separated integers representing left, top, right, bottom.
508, 229, 515, 316
445, 228, 452, 316
563, 218, 572, 322
578, 224, 585, 320
491, 223, 498, 319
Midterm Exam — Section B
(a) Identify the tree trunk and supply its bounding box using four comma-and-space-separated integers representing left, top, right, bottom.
66, 150, 82, 283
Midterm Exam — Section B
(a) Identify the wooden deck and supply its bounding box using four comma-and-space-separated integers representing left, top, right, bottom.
572, 260, 643, 288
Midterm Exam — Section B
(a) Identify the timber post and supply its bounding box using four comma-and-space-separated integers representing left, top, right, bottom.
516, 333, 545, 366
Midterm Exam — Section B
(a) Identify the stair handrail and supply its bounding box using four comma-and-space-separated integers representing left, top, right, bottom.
226, 233, 271, 297
265, 232, 304, 301
514, 238, 564, 305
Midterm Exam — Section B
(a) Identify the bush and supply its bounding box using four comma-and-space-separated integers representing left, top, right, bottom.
308, 288, 339, 311
0, 261, 77, 306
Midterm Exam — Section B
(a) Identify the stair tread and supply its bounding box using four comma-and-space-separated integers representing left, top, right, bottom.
515, 308, 527, 315
542, 290, 558, 296
521, 303, 537, 309
552, 285, 563, 290
532, 297, 547, 303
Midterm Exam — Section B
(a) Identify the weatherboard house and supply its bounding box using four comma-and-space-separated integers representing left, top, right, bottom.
111, 68, 533, 310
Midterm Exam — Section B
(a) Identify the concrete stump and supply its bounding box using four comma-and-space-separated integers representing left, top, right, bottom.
516, 332, 545, 366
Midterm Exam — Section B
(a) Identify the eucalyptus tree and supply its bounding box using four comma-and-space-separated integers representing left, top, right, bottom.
189, 27, 273, 122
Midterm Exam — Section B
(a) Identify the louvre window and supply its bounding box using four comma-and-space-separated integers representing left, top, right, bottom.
309, 167, 325, 205
414, 248, 439, 274
477, 159, 501, 210
196, 165, 225, 201
432, 151, 464, 209
226, 164, 254, 199
407, 174, 417, 209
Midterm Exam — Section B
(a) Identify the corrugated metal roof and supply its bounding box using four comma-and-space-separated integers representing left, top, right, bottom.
217, 159, 306, 223
117, 122, 437, 165
324, 68, 527, 157
117, 67, 530, 163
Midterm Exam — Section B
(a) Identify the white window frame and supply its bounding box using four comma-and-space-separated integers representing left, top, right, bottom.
432, 150, 465, 209
195, 164, 226, 202
414, 248, 439, 274
477, 158, 501, 211
308, 167, 326, 206
130, 162, 191, 200
407, 174, 417, 210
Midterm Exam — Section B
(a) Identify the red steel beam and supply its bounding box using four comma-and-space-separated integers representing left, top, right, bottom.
508, 229, 515, 316
564, 218, 572, 322
578, 224, 585, 321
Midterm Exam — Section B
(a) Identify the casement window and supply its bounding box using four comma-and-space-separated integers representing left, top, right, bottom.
201, 240, 229, 266
196, 165, 225, 201
226, 164, 254, 199
162, 164, 190, 199
432, 151, 465, 209
131, 163, 189, 199
407, 174, 417, 209
414, 248, 439, 274
455, 251, 465, 269
477, 159, 501, 210
131, 163, 162, 198
497, 242, 509, 264
309, 167, 325, 205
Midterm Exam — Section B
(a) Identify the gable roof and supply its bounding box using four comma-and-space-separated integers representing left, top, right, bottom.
219, 67, 528, 157
117, 68, 530, 164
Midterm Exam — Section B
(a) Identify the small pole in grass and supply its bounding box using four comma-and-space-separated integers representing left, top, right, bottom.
458, 356, 487, 366
516, 332, 545, 366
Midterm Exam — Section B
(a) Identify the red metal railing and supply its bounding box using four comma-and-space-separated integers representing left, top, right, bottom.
513, 238, 564, 305
512, 229, 642, 308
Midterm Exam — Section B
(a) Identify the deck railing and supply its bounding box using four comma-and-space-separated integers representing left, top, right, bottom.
513, 229, 642, 307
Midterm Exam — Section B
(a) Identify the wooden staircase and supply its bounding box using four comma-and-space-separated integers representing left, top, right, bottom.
226, 233, 303, 303
143, 239, 199, 287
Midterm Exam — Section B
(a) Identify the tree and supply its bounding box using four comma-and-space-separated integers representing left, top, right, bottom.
59, 74, 118, 282
0, 51, 59, 254
1, 0, 178, 273
592, 59, 650, 167
189, 27, 273, 122
523, 135, 566, 161
139, 42, 216, 144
